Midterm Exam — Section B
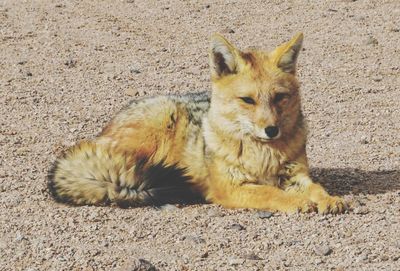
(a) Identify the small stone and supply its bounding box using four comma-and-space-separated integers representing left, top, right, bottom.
125, 88, 140, 97
353, 206, 369, 215
16, 147, 28, 155
287, 240, 301, 246
26, 71, 33, 77
126, 258, 157, 271
221, 28, 235, 34
200, 251, 209, 258
372, 76, 382, 82
381, 255, 389, 261
15, 232, 25, 242
228, 257, 244, 265
130, 67, 141, 74
17, 60, 27, 65
228, 223, 245, 231
314, 245, 332, 256
365, 36, 378, 45
314, 258, 323, 265
360, 137, 369, 144
184, 235, 205, 244
64, 59, 77, 68
242, 252, 262, 260
274, 240, 283, 246
256, 210, 273, 219
159, 204, 179, 212
356, 253, 368, 262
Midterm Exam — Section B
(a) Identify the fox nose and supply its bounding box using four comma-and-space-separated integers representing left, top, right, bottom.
265, 126, 279, 138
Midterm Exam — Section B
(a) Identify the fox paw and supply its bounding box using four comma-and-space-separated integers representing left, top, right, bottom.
285, 198, 317, 214
317, 196, 347, 214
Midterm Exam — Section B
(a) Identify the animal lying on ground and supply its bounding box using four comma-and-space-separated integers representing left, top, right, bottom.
48, 33, 346, 214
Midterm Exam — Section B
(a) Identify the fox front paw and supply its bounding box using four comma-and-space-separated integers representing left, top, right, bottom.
284, 197, 317, 214
316, 196, 347, 214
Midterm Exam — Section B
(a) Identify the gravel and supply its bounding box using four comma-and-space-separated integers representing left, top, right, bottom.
1, 0, 399, 270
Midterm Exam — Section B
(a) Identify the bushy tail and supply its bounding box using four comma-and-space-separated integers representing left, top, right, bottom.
48, 141, 200, 207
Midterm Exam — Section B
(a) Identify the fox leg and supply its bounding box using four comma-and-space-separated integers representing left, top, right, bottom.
206, 181, 317, 213
281, 162, 347, 214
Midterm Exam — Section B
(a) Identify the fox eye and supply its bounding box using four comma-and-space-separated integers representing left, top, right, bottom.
239, 97, 256, 105
274, 93, 289, 103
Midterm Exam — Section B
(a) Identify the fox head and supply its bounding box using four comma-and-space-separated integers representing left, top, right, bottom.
208, 33, 304, 143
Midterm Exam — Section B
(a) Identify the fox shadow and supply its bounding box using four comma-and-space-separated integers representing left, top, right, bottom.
310, 167, 400, 196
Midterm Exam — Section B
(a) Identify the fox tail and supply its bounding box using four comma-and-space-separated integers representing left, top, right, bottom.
47, 141, 200, 207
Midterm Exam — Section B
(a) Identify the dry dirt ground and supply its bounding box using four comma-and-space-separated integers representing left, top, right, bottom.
1, 0, 399, 270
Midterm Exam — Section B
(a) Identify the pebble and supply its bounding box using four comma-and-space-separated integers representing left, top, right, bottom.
256, 211, 273, 219
274, 240, 283, 246
15, 232, 26, 242
129, 63, 142, 74
356, 253, 368, 262
16, 147, 28, 155
184, 235, 205, 244
200, 251, 209, 258
353, 206, 369, 215
314, 258, 324, 265
314, 245, 332, 256
126, 258, 157, 271
64, 59, 77, 68
159, 204, 179, 212
360, 137, 369, 144
221, 28, 235, 34
228, 257, 244, 265
381, 255, 389, 261
365, 36, 378, 45
125, 88, 140, 97
228, 223, 245, 231
372, 76, 382, 82
130, 68, 141, 74
242, 252, 262, 260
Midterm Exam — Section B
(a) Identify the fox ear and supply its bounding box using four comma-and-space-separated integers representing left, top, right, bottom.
210, 34, 241, 78
271, 33, 303, 74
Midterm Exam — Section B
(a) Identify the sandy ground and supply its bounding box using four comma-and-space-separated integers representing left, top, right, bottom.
1, 0, 399, 270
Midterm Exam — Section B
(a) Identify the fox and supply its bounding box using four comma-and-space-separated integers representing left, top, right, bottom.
48, 33, 347, 214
